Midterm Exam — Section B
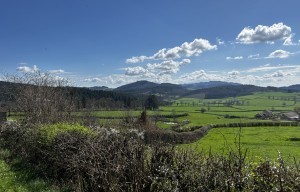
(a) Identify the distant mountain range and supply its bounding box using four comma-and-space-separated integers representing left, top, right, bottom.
108, 80, 300, 99
88, 86, 112, 91
2, 80, 300, 102
182, 81, 241, 90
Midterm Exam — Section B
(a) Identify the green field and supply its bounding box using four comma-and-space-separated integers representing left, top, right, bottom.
185, 126, 300, 161
157, 92, 300, 129
69, 92, 300, 131
164, 92, 300, 161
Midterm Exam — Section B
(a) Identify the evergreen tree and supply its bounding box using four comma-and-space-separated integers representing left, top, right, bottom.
145, 95, 159, 110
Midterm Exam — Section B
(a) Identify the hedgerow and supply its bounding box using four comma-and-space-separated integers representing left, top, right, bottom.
0, 122, 299, 191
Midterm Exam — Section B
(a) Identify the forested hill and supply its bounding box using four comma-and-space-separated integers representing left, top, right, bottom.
182, 81, 241, 90
281, 84, 300, 92
0, 81, 142, 109
183, 85, 281, 99
115, 80, 188, 96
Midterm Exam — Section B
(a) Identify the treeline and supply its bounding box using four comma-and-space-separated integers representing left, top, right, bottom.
183, 85, 284, 99
0, 80, 144, 111
67, 87, 143, 110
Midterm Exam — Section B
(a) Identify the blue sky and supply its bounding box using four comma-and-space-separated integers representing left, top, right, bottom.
1, 0, 300, 87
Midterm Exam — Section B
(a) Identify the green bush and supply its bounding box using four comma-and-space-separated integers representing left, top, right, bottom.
38, 123, 93, 142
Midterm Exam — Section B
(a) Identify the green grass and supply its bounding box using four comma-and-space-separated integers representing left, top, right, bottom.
186, 126, 300, 161
39, 123, 93, 141
0, 150, 64, 192
157, 91, 300, 129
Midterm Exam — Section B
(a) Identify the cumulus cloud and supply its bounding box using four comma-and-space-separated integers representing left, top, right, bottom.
178, 70, 224, 83
126, 38, 217, 63
226, 56, 243, 60
180, 70, 208, 81
264, 70, 292, 78
236, 23, 292, 44
84, 74, 130, 85
126, 56, 149, 64
83, 77, 103, 83
124, 66, 148, 76
16, 65, 39, 73
268, 49, 291, 58
146, 59, 190, 75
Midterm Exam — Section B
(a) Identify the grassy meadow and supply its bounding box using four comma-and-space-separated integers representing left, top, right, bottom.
158, 92, 300, 128
184, 126, 300, 161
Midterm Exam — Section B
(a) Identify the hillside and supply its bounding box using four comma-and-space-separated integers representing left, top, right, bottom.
115, 80, 188, 97
281, 84, 300, 92
114, 80, 294, 99
182, 81, 241, 90
183, 84, 281, 99
88, 86, 112, 91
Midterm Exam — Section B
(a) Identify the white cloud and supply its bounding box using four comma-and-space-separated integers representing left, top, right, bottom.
236, 23, 292, 45
126, 56, 149, 64
146, 59, 190, 75
83, 77, 103, 83
226, 56, 243, 60
216, 38, 225, 45
180, 70, 208, 81
178, 69, 224, 83
126, 38, 217, 63
124, 66, 148, 76
264, 70, 292, 78
248, 54, 260, 59
228, 71, 240, 76
283, 34, 296, 46
16, 65, 39, 73
49, 69, 65, 74
84, 74, 131, 86
246, 64, 297, 73
228, 71, 240, 79
268, 49, 291, 59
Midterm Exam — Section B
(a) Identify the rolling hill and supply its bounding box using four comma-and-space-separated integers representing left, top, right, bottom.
115, 80, 188, 97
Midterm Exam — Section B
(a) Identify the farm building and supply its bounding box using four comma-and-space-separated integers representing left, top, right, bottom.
255, 110, 273, 119
281, 111, 299, 121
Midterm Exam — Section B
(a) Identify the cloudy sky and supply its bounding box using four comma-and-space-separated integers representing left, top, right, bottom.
1, 0, 300, 87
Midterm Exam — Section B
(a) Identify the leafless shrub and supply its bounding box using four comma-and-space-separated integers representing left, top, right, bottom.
5, 71, 75, 125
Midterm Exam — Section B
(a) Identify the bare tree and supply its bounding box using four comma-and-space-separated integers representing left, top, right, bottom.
5, 70, 75, 124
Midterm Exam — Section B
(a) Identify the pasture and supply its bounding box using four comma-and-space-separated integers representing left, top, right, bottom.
184, 126, 300, 161
158, 92, 300, 129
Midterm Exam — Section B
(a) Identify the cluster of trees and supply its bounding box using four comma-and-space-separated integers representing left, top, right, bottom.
0, 71, 163, 124
0, 72, 147, 123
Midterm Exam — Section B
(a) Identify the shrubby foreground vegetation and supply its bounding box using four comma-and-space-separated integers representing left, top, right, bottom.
0, 71, 300, 191
1, 121, 300, 191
